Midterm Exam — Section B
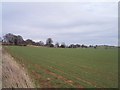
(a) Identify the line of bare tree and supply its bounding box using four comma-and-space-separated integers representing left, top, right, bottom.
1, 33, 117, 48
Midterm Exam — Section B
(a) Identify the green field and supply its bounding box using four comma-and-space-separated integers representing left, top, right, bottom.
5, 46, 118, 88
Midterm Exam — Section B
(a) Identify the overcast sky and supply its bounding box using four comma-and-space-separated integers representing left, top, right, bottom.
2, 2, 118, 45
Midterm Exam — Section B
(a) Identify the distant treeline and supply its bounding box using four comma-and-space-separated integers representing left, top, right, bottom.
0, 33, 118, 48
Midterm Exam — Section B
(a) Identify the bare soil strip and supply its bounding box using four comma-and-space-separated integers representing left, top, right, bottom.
33, 64, 83, 88
2, 48, 34, 88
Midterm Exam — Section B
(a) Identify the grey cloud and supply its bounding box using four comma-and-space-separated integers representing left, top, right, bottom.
2, 2, 118, 46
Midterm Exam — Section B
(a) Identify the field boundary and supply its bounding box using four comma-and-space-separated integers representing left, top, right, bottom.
2, 47, 34, 88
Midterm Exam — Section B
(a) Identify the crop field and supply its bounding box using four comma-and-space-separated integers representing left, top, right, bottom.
5, 46, 118, 88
